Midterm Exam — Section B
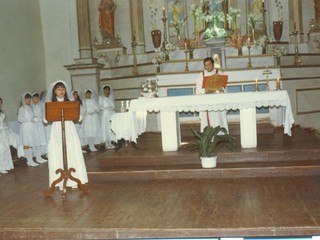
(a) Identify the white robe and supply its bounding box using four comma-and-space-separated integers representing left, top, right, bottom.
31, 103, 47, 151
83, 98, 102, 144
17, 105, 41, 147
99, 95, 115, 144
195, 70, 229, 132
0, 112, 14, 172
74, 104, 87, 146
47, 105, 88, 188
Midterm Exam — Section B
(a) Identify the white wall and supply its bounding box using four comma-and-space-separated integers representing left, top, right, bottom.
0, 0, 46, 121
39, 0, 79, 89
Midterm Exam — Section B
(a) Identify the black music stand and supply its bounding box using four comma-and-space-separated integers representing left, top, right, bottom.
43, 101, 88, 200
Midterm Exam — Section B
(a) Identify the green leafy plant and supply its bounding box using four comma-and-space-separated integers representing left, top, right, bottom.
191, 126, 236, 157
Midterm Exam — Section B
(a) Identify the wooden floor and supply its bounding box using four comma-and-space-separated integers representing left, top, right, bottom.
1, 125, 320, 239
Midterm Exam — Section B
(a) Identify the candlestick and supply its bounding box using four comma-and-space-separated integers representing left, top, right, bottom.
247, 45, 252, 68
276, 78, 281, 90
184, 42, 187, 50
255, 78, 258, 92
162, 6, 166, 18
161, 17, 169, 60
184, 49, 189, 71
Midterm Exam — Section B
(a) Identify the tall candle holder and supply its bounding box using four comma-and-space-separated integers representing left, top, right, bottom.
131, 40, 139, 75
247, 45, 252, 68
292, 31, 303, 66
161, 17, 169, 61
262, 66, 272, 91
261, 1, 267, 36
184, 49, 189, 71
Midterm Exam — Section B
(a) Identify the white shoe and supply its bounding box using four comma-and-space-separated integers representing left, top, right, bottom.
89, 147, 98, 152
0, 170, 8, 174
27, 161, 39, 167
82, 150, 87, 153
71, 185, 78, 189
37, 158, 47, 163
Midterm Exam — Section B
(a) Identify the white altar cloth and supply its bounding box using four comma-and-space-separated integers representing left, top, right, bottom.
110, 111, 147, 143
129, 90, 294, 151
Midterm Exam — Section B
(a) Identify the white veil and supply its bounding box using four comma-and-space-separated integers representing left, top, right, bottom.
100, 84, 115, 102
45, 80, 73, 102
83, 88, 99, 103
21, 92, 32, 106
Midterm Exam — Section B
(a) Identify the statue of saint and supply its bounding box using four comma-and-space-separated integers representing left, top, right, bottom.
98, 0, 117, 42
315, 0, 320, 25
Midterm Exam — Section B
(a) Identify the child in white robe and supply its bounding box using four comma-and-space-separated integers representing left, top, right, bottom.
0, 97, 14, 174
82, 88, 102, 152
17, 93, 41, 167
45, 80, 88, 190
99, 84, 116, 149
31, 92, 47, 163
72, 90, 87, 153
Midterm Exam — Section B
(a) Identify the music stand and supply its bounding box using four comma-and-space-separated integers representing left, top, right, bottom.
43, 101, 88, 200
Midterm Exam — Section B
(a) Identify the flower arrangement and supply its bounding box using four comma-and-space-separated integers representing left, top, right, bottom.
170, 16, 188, 36
229, 34, 247, 55
228, 7, 241, 32
273, 46, 288, 58
141, 78, 158, 98
247, 13, 262, 30
255, 35, 270, 48
275, 0, 283, 21
151, 49, 163, 67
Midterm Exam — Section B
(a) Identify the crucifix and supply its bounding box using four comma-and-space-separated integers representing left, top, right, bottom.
262, 66, 272, 91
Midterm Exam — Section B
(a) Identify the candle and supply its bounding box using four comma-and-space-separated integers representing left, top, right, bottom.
255, 78, 258, 91
294, 21, 297, 31
276, 77, 280, 90
262, 0, 264, 2
184, 42, 187, 50
162, 6, 166, 18
248, 37, 251, 45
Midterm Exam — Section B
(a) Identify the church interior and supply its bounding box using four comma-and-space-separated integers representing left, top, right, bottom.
1, 0, 320, 239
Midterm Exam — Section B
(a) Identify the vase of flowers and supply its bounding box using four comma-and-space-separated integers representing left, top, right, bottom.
229, 34, 247, 56
273, 0, 283, 41
152, 49, 163, 73
140, 78, 158, 98
255, 35, 271, 54
228, 7, 241, 34
247, 13, 262, 41
170, 16, 188, 44
151, 30, 162, 49
273, 46, 287, 66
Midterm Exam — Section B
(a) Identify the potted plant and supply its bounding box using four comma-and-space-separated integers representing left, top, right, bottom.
191, 126, 236, 168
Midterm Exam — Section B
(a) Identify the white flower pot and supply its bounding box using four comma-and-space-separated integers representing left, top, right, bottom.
200, 156, 217, 168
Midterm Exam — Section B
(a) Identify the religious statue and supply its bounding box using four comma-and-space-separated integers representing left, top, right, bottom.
315, 0, 320, 25
98, 0, 117, 43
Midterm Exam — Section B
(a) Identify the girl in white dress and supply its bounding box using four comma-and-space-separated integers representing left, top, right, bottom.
45, 80, 88, 190
17, 93, 41, 167
0, 97, 14, 174
99, 84, 116, 148
31, 92, 48, 163
72, 90, 87, 153
82, 88, 102, 152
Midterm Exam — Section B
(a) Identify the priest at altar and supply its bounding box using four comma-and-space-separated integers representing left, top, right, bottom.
195, 56, 229, 132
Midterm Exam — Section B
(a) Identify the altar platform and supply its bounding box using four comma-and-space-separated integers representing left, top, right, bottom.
1, 124, 320, 239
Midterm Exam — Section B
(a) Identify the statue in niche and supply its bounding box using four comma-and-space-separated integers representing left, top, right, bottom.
98, 0, 117, 43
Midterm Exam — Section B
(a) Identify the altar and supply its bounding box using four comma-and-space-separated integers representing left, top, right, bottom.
129, 90, 294, 151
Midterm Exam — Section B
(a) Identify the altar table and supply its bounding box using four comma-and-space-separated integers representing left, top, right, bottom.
110, 111, 147, 143
129, 90, 295, 151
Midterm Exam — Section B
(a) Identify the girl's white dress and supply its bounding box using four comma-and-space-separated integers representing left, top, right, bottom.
47, 99, 88, 188
99, 95, 116, 146
18, 104, 41, 149
74, 103, 87, 146
83, 98, 102, 144
31, 103, 47, 153
0, 112, 14, 172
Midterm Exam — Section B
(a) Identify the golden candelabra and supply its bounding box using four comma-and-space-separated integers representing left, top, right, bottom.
161, 17, 169, 61
261, 1, 267, 36
262, 66, 272, 91
184, 49, 189, 71
292, 31, 303, 66
247, 45, 252, 68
